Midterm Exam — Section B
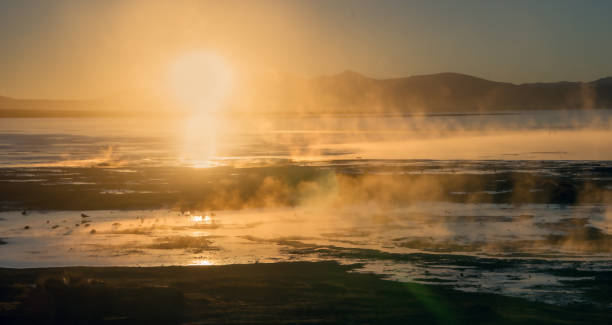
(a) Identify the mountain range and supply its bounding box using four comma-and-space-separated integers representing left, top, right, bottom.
1, 71, 611, 117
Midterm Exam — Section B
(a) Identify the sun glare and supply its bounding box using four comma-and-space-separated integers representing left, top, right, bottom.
169, 51, 233, 166
191, 214, 213, 224
169, 51, 232, 112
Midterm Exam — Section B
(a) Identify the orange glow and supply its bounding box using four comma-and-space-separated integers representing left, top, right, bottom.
168, 51, 233, 112
191, 215, 213, 225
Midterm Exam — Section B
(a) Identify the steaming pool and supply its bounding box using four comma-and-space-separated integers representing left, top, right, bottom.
1, 110, 611, 307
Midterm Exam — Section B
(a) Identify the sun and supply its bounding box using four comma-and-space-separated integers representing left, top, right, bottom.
169, 51, 232, 112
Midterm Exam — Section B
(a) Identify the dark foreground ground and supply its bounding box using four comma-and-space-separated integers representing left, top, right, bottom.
0, 262, 609, 324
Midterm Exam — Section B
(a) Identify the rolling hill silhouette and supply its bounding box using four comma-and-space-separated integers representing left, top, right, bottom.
239, 71, 612, 114
1, 72, 611, 117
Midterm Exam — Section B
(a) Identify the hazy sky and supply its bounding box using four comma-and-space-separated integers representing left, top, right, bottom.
1, 0, 612, 99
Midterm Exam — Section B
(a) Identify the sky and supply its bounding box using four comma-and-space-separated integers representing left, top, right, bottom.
1, 0, 611, 99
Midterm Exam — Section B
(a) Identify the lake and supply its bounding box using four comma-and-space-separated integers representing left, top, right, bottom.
0, 109, 611, 307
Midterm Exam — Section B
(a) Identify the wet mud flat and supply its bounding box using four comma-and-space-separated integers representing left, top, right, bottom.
0, 160, 611, 212
0, 261, 610, 324
1, 160, 612, 318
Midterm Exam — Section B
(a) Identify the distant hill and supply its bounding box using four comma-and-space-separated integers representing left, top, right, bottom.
0, 96, 103, 117
235, 71, 612, 114
0, 95, 171, 117
2, 72, 612, 117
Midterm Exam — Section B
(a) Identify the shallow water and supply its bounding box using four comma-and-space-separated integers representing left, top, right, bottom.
1, 160, 611, 306
1, 110, 611, 307
1, 202, 611, 306
0, 109, 611, 167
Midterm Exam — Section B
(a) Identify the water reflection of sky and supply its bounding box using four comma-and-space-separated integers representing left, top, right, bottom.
0, 109, 611, 167
1, 110, 612, 306
1, 203, 611, 306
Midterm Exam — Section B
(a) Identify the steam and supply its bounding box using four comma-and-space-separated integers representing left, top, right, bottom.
215, 108, 612, 161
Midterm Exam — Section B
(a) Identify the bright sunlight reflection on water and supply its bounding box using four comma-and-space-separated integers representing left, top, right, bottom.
169, 50, 233, 168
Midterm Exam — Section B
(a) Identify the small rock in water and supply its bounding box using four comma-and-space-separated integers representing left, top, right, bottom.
21, 210, 27, 216
89, 229, 96, 234
51, 225, 59, 229
81, 213, 90, 218
23, 225, 30, 230
46, 220, 50, 224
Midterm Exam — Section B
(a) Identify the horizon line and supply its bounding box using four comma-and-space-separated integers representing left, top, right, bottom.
1, 70, 611, 101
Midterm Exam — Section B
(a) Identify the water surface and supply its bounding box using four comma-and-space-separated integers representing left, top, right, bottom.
1, 109, 611, 307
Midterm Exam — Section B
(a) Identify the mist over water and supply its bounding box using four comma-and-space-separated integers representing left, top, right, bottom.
0, 109, 610, 167
1, 109, 611, 307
